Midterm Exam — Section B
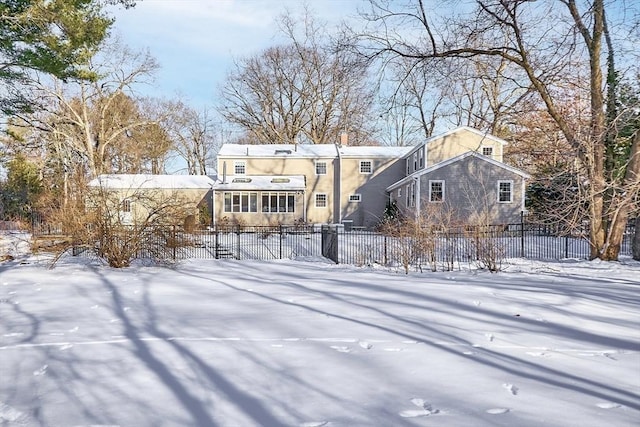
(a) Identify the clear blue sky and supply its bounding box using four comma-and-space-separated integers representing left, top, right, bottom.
110, 0, 365, 109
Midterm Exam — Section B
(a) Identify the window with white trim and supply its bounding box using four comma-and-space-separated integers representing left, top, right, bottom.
418, 148, 424, 168
261, 192, 296, 213
407, 182, 416, 207
349, 194, 361, 202
359, 160, 373, 174
397, 187, 402, 197
315, 161, 327, 175
315, 193, 328, 208
482, 146, 493, 157
497, 180, 513, 203
121, 199, 132, 213
234, 161, 246, 175
429, 180, 444, 202
224, 192, 258, 213
413, 153, 418, 170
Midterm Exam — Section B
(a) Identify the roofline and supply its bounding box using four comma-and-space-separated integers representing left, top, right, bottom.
403, 126, 509, 158
386, 151, 530, 192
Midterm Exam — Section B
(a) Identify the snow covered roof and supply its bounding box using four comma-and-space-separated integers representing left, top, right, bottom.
212, 175, 306, 191
88, 174, 215, 190
218, 143, 412, 159
218, 144, 337, 158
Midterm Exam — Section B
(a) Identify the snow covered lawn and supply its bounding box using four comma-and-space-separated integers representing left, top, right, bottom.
1, 252, 639, 426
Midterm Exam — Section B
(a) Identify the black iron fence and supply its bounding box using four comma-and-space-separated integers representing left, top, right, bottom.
29, 219, 636, 266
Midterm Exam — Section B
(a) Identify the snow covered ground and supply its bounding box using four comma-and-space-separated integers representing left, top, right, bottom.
1, 232, 639, 426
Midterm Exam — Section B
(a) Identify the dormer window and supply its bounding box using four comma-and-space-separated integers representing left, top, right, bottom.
232, 177, 252, 183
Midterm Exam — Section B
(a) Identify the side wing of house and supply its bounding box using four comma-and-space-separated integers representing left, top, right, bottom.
88, 175, 214, 228
388, 153, 529, 225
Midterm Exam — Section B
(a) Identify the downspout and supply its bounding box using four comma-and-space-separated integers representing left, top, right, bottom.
335, 143, 342, 224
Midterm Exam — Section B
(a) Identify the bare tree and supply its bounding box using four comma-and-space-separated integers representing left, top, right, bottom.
164, 102, 222, 175
12, 41, 162, 178
359, 0, 640, 260
220, 10, 376, 145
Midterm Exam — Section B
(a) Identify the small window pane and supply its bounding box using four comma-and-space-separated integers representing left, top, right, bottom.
315, 194, 327, 208
315, 161, 327, 175
360, 161, 372, 174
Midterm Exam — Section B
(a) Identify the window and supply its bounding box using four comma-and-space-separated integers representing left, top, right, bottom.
224, 192, 258, 212
315, 161, 327, 175
498, 181, 513, 203
397, 188, 402, 197
482, 146, 493, 157
418, 149, 424, 168
407, 182, 416, 207
429, 180, 444, 202
406, 159, 411, 175
315, 193, 327, 208
261, 192, 296, 213
413, 153, 418, 170
232, 177, 251, 183
349, 194, 361, 203
121, 199, 131, 213
234, 161, 246, 175
359, 160, 373, 174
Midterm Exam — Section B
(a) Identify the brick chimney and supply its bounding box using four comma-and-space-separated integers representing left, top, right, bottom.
340, 131, 349, 146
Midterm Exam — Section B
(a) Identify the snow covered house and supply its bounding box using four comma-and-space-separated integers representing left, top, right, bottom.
89, 127, 529, 229
87, 174, 215, 228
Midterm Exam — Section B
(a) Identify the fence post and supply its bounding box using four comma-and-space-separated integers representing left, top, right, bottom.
384, 235, 388, 265
520, 211, 525, 258
235, 225, 240, 260
565, 234, 569, 259
279, 225, 283, 259
214, 228, 219, 259
172, 225, 177, 261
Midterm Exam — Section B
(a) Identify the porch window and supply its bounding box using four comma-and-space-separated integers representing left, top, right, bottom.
223, 192, 258, 212
261, 192, 296, 213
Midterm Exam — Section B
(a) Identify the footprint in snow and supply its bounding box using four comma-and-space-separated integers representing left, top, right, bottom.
33, 365, 48, 376
358, 341, 372, 350
486, 408, 510, 415
596, 402, 621, 409
503, 383, 518, 395
399, 398, 440, 418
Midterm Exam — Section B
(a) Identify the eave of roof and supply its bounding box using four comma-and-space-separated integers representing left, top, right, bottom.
386, 151, 531, 192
